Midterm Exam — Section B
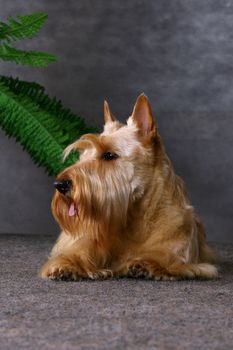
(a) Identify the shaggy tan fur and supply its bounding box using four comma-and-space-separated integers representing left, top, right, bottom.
41, 94, 218, 281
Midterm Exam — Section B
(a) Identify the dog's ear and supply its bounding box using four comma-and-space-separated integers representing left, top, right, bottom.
131, 93, 156, 137
104, 100, 115, 124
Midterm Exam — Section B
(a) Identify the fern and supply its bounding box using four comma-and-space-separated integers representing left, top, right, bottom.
0, 44, 56, 67
0, 79, 95, 175
0, 76, 97, 142
0, 12, 96, 176
0, 12, 56, 67
0, 12, 48, 43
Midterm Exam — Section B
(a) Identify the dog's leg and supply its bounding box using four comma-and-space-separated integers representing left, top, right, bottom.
40, 254, 113, 281
41, 254, 90, 280
118, 257, 218, 281
165, 262, 218, 280
40, 232, 113, 281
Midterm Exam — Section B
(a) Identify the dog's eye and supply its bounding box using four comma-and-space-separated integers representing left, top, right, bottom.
102, 152, 118, 161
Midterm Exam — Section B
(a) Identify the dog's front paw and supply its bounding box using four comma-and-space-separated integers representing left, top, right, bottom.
40, 256, 114, 281
41, 264, 77, 281
40, 256, 85, 281
127, 262, 150, 278
127, 260, 177, 281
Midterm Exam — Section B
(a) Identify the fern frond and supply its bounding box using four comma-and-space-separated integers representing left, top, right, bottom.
0, 76, 97, 143
0, 76, 97, 175
0, 44, 56, 67
0, 81, 80, 175
0, 13, 48, 43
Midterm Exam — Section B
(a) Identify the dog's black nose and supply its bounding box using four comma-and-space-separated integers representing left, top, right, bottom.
54, 179, 72, 195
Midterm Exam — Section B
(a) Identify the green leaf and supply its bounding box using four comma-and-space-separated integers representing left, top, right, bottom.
0, 12, 48, 43
0, 76, 97, 175
0, 44, 57, 67
0, 82, 65, 175
0, 76, 97, 143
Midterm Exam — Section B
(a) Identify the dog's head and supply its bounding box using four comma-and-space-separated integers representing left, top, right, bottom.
52, 94, 164, 237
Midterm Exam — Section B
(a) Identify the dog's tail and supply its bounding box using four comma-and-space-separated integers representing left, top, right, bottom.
168, 262, 218, 280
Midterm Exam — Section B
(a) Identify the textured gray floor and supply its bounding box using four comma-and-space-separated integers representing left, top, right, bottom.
0, 235, 233, 350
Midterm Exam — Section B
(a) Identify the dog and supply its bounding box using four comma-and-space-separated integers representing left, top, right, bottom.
40, 94, 218, 281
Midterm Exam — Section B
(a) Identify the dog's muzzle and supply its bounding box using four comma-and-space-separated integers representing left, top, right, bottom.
54, 179, 72, 195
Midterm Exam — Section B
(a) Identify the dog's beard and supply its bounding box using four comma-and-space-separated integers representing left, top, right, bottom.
51, 162, 132, 239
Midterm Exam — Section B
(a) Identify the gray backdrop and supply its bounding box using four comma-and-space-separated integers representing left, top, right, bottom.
0, 0, 232, 242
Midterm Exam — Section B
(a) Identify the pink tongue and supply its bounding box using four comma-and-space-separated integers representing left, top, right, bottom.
68, 202, 76, 216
